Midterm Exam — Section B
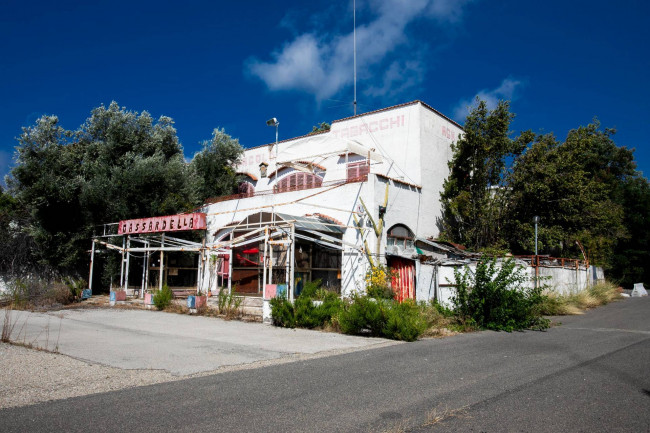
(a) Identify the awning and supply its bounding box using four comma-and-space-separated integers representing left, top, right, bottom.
276, 134, 382, 165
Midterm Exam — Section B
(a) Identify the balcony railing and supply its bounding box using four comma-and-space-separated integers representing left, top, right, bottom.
205, 175, 368, 205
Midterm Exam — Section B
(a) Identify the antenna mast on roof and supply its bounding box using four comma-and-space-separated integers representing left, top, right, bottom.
353, 0, 357, 116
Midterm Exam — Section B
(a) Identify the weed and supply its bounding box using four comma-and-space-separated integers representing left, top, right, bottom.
216, 288, 243, 319
153, 284, 173, 310
423, 405, 468, 426
1, 304, 16, 342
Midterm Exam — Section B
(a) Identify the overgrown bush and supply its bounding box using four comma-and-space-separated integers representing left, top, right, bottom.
337, 295, 426, 341
4, 276, 85, 308
153, 284, 173, 310
365, 265, 396, 300
338, 295, 386, 337
451, 258, 549, 331
383, 300, 427, 341
270, 280, 343, 329
270, 295, 296, 328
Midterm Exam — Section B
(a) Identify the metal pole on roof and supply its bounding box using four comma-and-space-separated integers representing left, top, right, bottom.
353, 0, 357, 116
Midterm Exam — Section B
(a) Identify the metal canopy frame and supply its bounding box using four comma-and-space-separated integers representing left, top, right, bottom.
88, 211, 362, 301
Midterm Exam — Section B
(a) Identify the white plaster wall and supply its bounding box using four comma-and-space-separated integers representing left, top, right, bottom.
373, 175, 423, 265
532, 267, 592, 295
418, 105, 462, 239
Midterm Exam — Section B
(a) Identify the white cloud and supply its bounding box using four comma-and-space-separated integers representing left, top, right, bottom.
246, 0, 474, 101
453, 78, 526, 121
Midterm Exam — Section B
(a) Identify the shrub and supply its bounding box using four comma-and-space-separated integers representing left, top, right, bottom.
338, 295, 387, 337
383, 300, 427, 341
270, 295, 295, 328
153, 284, 173, 310
365, 266, 396, 300
452, 258, 549, 331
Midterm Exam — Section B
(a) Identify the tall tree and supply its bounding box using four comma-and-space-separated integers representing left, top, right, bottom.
504, 123, 633, 268
8, 102, 196, 274
439, 99, 532, 250
190, 128, 243, 202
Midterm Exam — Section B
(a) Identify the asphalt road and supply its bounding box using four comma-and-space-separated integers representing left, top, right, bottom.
2, 298, 649, 432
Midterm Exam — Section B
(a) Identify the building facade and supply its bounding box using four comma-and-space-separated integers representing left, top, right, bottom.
199, 100, 462, 301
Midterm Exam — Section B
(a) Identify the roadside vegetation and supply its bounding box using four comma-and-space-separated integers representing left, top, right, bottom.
270, 262, 623, 341
1, 277, 87, 310
538, 281, 622, 315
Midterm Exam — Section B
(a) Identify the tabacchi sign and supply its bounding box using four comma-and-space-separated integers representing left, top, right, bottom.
118, 213, 207, 235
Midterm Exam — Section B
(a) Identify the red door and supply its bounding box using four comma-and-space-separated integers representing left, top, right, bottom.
388, 257, 415, 302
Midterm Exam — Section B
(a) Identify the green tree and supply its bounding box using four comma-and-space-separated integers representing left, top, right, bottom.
609, 176, 650, 287
8, 102, 196, 275
504, 124, 630, 267
309, 122, 330, 135
440, 99, 532, 250
190, 128, 243, 202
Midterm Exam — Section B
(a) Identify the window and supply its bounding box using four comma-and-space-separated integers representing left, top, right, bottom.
347, 160, 369, 181
238, 181, 255, 197
387, 224, 415, 249
274, 172, 323, 193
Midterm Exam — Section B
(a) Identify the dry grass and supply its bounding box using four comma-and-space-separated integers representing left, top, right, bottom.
424, 405, 469, 426
540, 281, 622, 316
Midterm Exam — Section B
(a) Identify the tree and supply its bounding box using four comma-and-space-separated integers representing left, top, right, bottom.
439, 99, 532, 250
507, 129, 625, 264
609, 175, 650, 287
8, 102, 196, 275
190, 128, 243, 202
309, 122, 330, 135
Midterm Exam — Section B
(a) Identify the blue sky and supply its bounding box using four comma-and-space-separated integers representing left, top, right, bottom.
1, 0, 648, 180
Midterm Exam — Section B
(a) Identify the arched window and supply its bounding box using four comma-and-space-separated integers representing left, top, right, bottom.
274, 172, 323, 193
387, 224, 415, 249
238, 181, 255, 197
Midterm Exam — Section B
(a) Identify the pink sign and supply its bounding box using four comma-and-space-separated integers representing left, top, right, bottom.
118, 213, 207, 235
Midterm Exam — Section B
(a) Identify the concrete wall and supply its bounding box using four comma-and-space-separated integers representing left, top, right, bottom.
418, 261, 606, 309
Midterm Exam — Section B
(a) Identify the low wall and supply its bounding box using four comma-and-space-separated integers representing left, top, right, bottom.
418, 261, 605, 306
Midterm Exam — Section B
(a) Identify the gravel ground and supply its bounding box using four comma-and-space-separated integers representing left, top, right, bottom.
0, 339, 396, 410
0, 343, 181, 409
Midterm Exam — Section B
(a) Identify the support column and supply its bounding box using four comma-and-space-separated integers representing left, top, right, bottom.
144, 240, 150, 294
140, 241, 147, 298
159, 234, 165, 291
262, 228, 268, 299
289, 224, 295, 303
120, 236, 126, 289
124, 236, 131, 293
88, 239, 96, 294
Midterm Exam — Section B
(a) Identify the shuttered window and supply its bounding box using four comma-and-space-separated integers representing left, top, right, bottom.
274, 172, 323, 193
347, 160, 370, 181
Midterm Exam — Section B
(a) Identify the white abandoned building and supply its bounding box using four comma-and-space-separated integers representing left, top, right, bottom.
92, 100, 603, 317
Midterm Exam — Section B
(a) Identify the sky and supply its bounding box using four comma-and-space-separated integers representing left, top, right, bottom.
1, 0, 649, 181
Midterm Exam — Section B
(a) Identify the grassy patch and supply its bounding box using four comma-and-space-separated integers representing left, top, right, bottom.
539, 281, 621, 315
